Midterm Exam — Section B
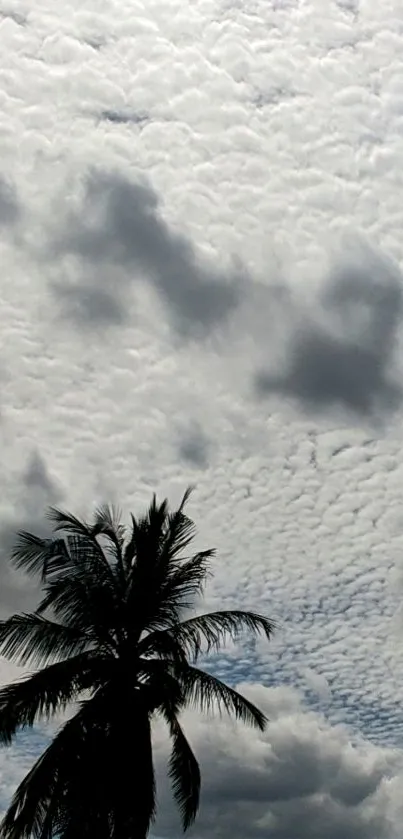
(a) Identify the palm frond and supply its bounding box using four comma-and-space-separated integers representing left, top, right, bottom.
92, 505, 125, 545
0, 652, 108, 745
36, 574, 118, 655
0, 613, 93, 668
124, 489, 195, 576
140, 609, 274, 665
137, 630, 188, 665
137, 658, 185, 713
92, 505, 125, 568
123, 498, 166, 578
178, 486, 194, 512
164, 713, 200, 830
137, 495, 169, 570
160, 487, 196, 561
91, 506, 128, 598
47, 509, 119, 590
169, 609, 275, 661
133, 551, 214, 638
123, 494, 212, 638
178, 664, 268, 730
123, 498, 180, 637
63, 534, 118, 596
122, 513, 138, 572
0, 699, 92, 839
163, 551, 214, 604
34, 533, 123, 648
46, 508, 92, 538
11, 534, 70, 581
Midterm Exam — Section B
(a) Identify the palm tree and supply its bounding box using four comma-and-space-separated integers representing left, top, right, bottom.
0, 489, 274, 839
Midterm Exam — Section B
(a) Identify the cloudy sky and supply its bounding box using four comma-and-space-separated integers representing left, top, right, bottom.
1, 0, 403, 835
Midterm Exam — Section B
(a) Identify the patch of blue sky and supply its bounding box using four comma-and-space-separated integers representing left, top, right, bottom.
0, 729, 50, 812
205, 646, 403, 748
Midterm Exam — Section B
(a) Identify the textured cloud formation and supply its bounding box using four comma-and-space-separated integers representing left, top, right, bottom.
44, 166, 403, 421
1, 0, 403, 834
46, 166, 403, 423
49, 171, 243, 334
255, 246, 403, 418
153, 684, 402, 839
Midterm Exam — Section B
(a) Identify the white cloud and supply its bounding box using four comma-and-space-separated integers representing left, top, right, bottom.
1, 0, 403, 832
301, 667, 332, 702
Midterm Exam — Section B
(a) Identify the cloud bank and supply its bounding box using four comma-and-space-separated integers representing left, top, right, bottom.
153, 684, 402, 839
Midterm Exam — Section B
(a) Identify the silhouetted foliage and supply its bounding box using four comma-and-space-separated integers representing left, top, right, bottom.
0, 490, 274, 839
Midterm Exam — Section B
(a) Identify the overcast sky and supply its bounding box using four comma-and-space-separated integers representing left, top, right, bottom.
1, 0, 403, 836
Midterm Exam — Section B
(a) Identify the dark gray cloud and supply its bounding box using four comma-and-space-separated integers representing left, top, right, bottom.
153, 685, 396, 839
0, 452, 62, 617
54, 282, 126, 326
255, 251, 403, 417
98, 109, 149, 127
256, 329, 401, 415
177, 422, 210, 469
50, 170, 243, 334
0, 177, 20, 226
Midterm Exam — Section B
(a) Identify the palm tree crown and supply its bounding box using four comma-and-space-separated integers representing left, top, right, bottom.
0, 490, 274, 839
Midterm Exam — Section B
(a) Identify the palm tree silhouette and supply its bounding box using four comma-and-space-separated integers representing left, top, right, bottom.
0, 489, 274, 839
